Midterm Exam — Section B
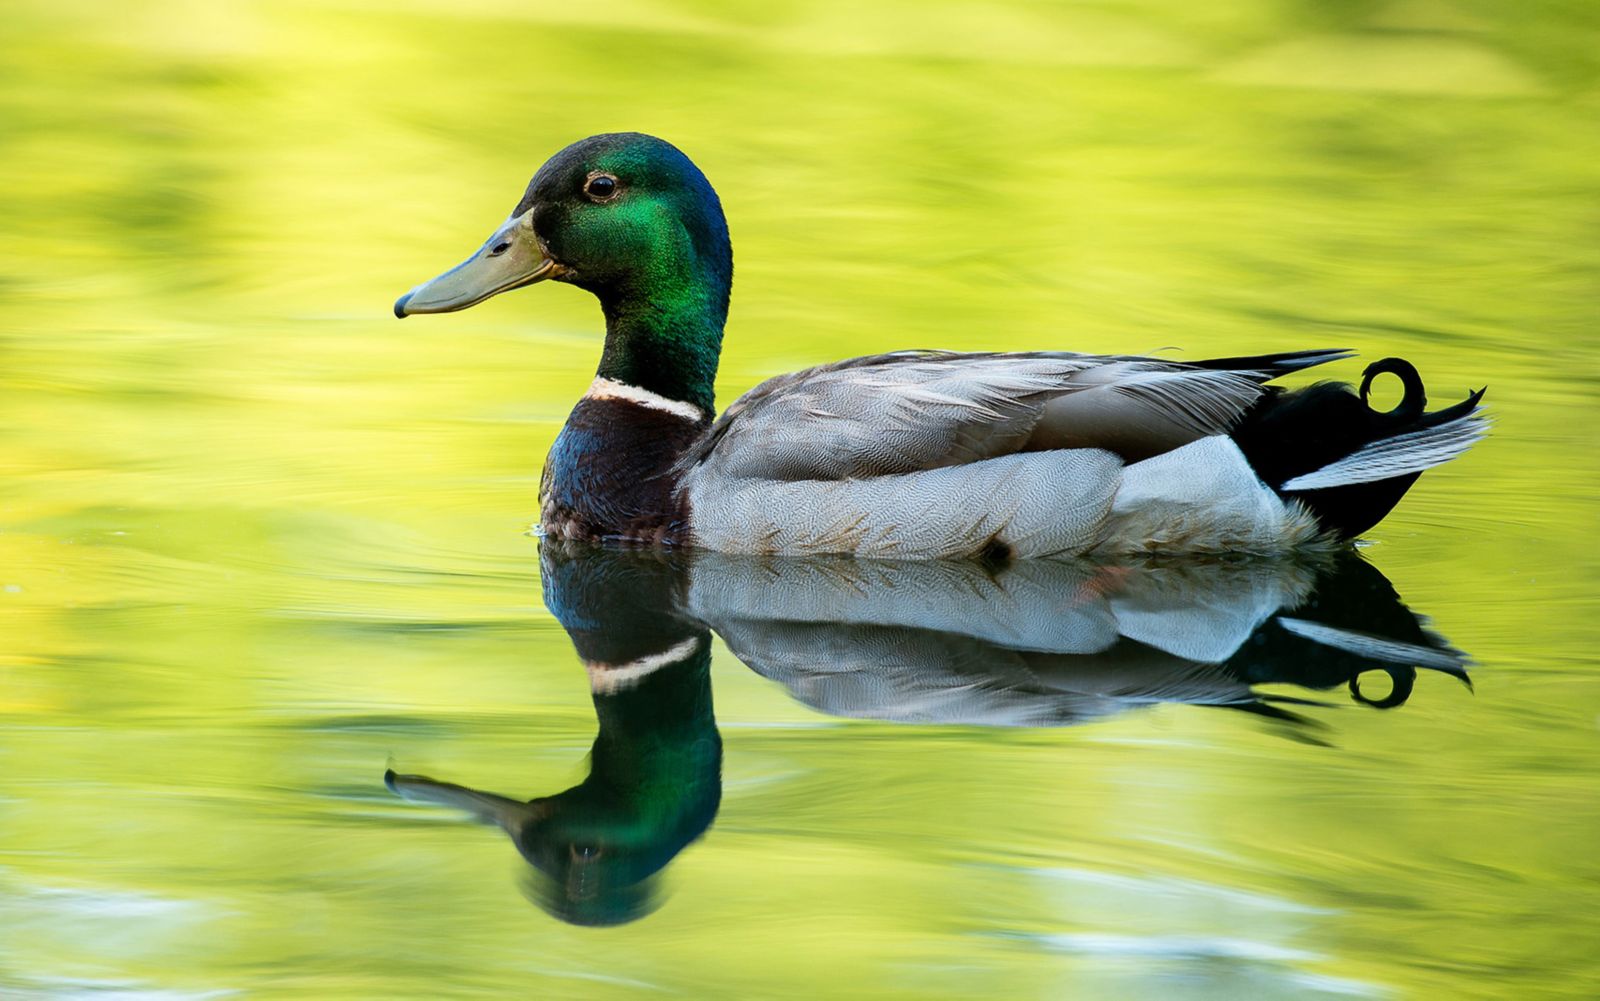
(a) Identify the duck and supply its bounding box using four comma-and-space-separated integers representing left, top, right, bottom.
395, 132, 1486, 559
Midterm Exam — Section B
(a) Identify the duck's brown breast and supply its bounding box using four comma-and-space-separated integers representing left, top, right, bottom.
539, 396, 706, 545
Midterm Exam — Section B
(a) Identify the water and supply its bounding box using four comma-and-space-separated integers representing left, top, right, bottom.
3, 1, 1598, 997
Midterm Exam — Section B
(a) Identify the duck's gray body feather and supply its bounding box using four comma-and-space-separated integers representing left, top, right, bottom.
680, 350, 1271, 478
676, 351, 1323, 558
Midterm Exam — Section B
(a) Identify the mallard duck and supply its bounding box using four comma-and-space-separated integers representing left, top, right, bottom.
395, 133, 1485, 559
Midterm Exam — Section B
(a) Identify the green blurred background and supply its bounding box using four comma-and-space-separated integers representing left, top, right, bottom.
1, 1, 1598, 997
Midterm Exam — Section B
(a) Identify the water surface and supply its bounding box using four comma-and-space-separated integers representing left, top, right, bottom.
2, 1, 1598, 998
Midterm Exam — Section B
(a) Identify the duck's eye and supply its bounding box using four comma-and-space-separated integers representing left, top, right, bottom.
584, 174, 618, 201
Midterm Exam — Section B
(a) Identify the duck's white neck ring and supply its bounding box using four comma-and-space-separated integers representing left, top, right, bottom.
584, 376, 706, 422
584, 637, 703, 694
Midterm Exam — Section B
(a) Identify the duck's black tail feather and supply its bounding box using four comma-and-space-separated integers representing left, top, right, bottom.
1229, 358, 1487, 539
1193, 347, 1357, 380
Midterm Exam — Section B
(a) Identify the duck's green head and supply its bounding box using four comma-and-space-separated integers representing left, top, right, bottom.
396, 133, 732, 411
394, 132, 732, 321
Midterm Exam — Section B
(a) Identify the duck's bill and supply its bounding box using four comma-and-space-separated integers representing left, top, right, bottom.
384, 768, 535, 829
393, 210, 557, 318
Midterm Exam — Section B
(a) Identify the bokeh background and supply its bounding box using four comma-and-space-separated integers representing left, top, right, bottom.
2, 1, 1598, 997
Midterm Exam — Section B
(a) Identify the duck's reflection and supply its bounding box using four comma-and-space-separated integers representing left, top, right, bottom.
690, 550, 1467, 725
388, 544, 1467, 923
387, 552, 720, 925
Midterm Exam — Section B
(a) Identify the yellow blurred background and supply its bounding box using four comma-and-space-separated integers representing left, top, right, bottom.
1, 1, 1597, 997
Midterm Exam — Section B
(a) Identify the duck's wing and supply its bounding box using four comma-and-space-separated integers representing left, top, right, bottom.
684, 349, 1350, 480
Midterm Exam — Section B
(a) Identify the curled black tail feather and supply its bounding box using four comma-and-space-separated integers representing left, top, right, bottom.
1230, 358, 1486, 540
1360, 357, 1426, 422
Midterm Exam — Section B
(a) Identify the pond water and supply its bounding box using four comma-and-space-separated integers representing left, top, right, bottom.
2, 1, 1598, 998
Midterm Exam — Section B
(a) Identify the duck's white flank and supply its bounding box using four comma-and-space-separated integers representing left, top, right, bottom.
584, 637, 702, 694
1097, 436, 1323, 554
585, 376, 705, 422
